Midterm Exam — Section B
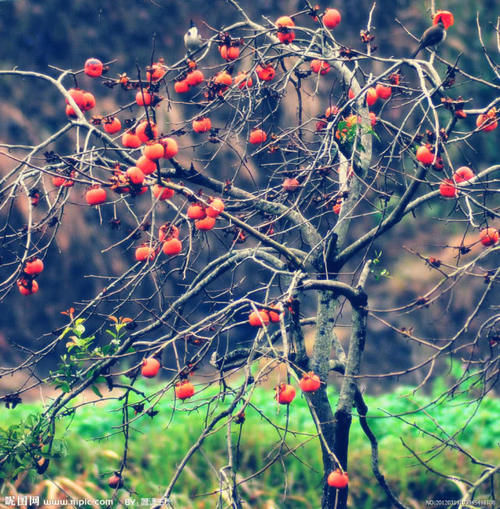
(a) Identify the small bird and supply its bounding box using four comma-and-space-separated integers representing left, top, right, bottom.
411, 19, 446, 58
184, 20, 203, 54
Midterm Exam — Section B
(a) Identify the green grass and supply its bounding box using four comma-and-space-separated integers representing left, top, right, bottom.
3, 382, 499, 507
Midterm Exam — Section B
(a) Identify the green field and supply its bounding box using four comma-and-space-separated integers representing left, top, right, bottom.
2, 377, 499, 508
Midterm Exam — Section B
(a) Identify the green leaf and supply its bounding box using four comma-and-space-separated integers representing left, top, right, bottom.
91, 385, 103, 398
57, 382, 71, 393
74, 320, 86, 337
59, 326, 71, 339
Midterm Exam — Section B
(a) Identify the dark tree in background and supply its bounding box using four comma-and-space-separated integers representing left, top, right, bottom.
0, 1, 498, 508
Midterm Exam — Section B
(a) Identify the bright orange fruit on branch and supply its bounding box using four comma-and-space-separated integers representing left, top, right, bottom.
103, 117, 122, 135
248, 309, 270, 327
126, 166, 145, 185
214, 70, 233, 87
186, 69, 204, 86
476, 110, 497, 132
136, 156, 156, 175
276, 16, 295, 28
195, 216, 216, 230
276, 383, 296, 404
235, 72, 253, 89
479, 227, 499, 247
416, 145, 435, 166
310, 60, 330, 75
268, 305, 281, 322
146, 62, 166, 82
439, 179, 457, 198
66, 88, 85, 108
161, 137, 179, 159
174, 79, 190, 94
143, 142, 164, 160
159, 224, 180, 242
82, 92, 96, 111
84, 58, 103, 78
327, 469, 349, 488
453, 166, 474, 183
256, 64, 275, 81
333, 199, 342, 215
206, 198, 224, 218
153, 184, 174, 201
122, 131, 142, 149
366, 87, 378, 107
141, 357, 160, 377
162, 238, 182, 256
175, 380, 195, 400
136, 90, 152, 106
136, 121, 159, 143
17, 278, 39, 296
375, 83, 392, 100
107, 473, 123, 489
135, 245, 156, 262
187, 204, 206, 220
24, 258, 44, 276
323, 8, 341, 29
219, 44, 240, 61
249, 128, 267, 144
193, 117, 212, 133
276, 15, 295, 44
299, 372, 321, 392
85, 186, 107, 206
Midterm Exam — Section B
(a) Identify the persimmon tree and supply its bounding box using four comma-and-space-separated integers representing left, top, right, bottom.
0, 2, 499, 508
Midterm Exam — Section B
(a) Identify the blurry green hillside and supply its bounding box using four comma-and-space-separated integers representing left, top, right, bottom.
3, 380, 499, 508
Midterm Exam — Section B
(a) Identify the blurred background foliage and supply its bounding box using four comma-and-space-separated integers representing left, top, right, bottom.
2, 371, 499, 506
0, 0, 498, 387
